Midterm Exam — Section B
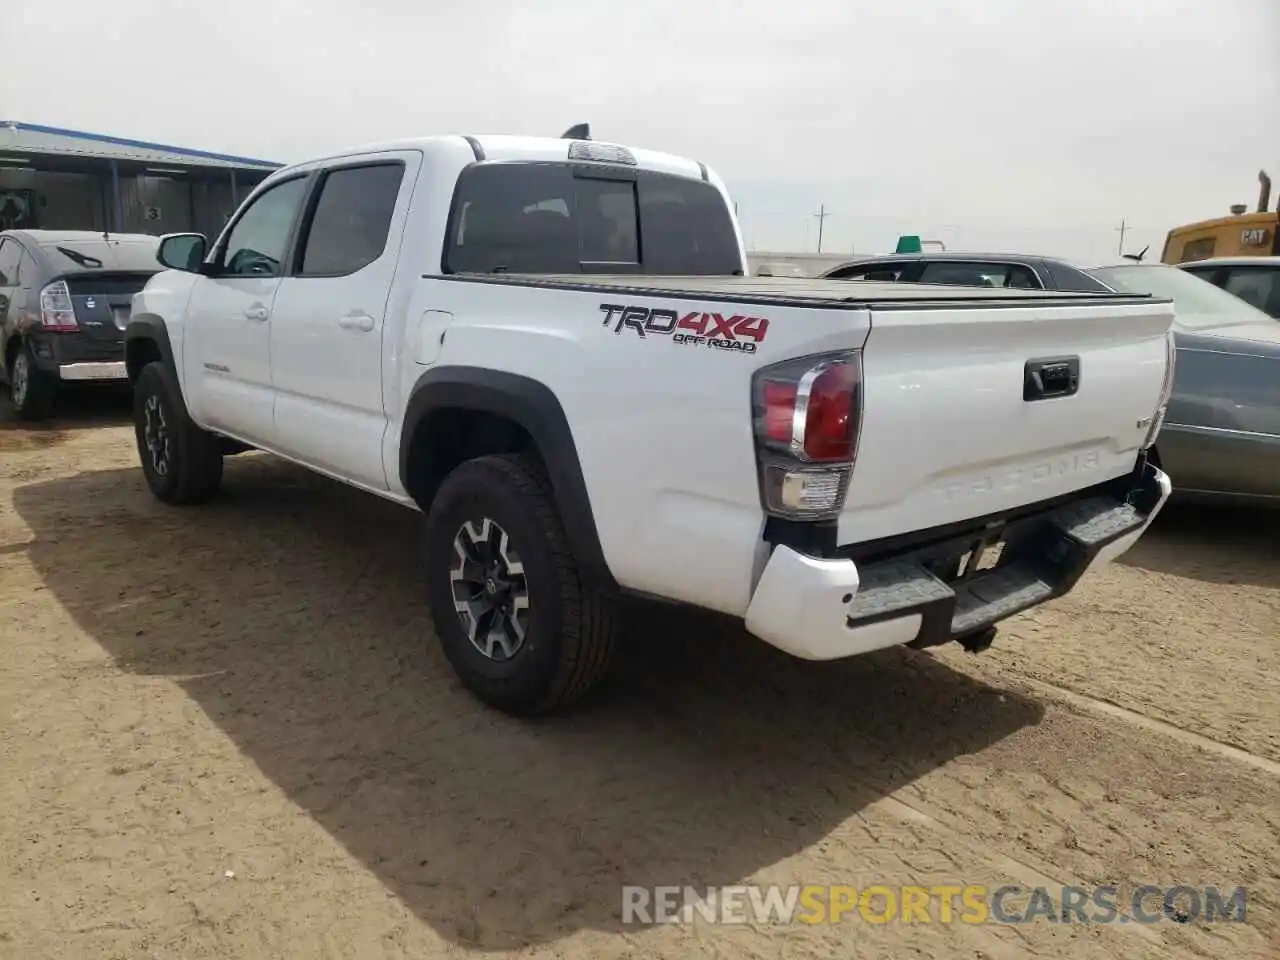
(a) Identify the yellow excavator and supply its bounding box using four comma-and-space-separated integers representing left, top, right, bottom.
1161, 170, 1279, 263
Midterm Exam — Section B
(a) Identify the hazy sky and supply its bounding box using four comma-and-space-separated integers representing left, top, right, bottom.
6, 0, 1278, 262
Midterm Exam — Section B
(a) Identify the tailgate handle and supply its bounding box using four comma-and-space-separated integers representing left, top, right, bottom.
1024, 357, 1080, 401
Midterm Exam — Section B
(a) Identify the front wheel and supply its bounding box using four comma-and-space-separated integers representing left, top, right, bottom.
424, 453, 620, 715
133, 361, 224, 504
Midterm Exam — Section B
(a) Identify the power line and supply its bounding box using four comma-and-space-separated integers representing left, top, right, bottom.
813, 204, 831, 254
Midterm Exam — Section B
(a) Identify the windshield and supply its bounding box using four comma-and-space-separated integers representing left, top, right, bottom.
1087, 264, 1273, 330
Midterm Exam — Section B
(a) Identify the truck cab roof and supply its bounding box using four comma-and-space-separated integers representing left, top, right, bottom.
272, 134, 712, 185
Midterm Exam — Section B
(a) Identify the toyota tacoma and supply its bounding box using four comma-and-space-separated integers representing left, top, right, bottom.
124, 128, 1176, 715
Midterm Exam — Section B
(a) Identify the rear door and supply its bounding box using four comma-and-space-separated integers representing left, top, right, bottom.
269, 153, 418, 490
840, 296, 1174, 543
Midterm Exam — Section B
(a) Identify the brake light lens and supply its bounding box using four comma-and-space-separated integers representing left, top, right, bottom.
567, 141, 637, 165
752, 352, 863, 519
39, 280, 79, 332
1142, 331, 1176, 450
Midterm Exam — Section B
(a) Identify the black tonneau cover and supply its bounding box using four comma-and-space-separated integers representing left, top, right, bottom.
430, 272, 1166, 311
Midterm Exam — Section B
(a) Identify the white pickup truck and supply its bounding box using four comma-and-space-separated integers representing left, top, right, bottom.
125, 128, 1176, 715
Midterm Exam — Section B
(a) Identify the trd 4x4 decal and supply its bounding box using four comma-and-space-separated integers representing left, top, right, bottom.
599, 303, 769, 354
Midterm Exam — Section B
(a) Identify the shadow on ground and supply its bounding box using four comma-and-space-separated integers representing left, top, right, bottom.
13, 457, 1044, 949
1117, 502, 1280, 589
0, 384, 133, 448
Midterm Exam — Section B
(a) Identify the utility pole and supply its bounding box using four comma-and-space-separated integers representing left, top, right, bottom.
813, 204, 831, 254
1115, 218, 1128, 256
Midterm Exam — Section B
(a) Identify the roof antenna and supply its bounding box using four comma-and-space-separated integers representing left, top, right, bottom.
561, 123, 591, 140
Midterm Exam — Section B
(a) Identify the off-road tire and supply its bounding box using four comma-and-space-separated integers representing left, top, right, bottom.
9, 344, 56, 422
133, 361, 224, 505
424, 453, 620, 715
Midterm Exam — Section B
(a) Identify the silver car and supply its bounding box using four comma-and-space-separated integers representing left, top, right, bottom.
1088, 263, 1279, 507
1177, 256, 1280, 319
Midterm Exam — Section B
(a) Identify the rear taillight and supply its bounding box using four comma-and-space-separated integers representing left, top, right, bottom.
751, 351, 863, 519
39, 280, 78, 332
1142, 331, 1177, 450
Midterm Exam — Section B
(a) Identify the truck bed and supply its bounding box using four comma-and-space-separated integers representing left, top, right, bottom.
417, 263, 1175, 572
432, 272, 1162, 309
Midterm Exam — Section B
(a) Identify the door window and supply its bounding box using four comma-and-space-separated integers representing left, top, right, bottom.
297, 163, 405, 277
219, 177, 308, 277
1222, 267, 1280, 316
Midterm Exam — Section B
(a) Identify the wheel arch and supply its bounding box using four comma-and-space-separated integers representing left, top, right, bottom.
125, 314, 194, 420
124, 313, 172, 381
400, 366, 615, 589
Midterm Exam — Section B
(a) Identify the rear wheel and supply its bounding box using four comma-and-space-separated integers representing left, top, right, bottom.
424, 453, 620, 715
133, 361, 224, 504
9, 345, 56, 421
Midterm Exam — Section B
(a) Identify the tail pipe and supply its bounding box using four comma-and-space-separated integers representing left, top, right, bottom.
1258, 170, 1272, 214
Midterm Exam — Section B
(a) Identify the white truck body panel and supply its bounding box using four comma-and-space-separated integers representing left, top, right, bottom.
130, 132, 1175, 666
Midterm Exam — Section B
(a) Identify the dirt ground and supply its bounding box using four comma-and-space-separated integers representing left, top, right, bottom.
1, 393, 1277, 960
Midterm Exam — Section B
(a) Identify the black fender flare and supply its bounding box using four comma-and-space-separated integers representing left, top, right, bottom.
401, 366, 614, 587
125, 314, 193, 419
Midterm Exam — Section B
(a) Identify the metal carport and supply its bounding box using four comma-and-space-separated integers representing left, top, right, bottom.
0, 120, 281, 239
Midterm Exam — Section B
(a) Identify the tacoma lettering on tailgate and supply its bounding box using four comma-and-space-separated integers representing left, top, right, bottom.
933, 451, 1103, 502
599, 303, 769, 354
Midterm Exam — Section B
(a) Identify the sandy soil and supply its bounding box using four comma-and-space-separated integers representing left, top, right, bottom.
1, 392, 1278, 960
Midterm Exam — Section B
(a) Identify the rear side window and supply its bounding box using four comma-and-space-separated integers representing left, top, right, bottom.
444, 162, 741, 275
827, 262, 909, 281
1043, 261, 1115, 293
0, 238, 20, 286
918, 261, 1038, 288
298, 163, 405, 277
17, 249, 37, 286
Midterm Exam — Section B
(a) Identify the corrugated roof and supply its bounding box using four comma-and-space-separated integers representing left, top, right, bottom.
0, 120, 282, 171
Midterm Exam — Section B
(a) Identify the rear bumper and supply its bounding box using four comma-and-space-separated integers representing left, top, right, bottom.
743, 461, 1172, 660
26, 330, 125, 378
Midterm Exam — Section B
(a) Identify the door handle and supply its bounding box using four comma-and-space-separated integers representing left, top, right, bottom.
244, 304, 270, 322
338, 312, 376, 332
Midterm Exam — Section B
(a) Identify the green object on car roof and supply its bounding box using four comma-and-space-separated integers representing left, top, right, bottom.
894, 235, 923, 254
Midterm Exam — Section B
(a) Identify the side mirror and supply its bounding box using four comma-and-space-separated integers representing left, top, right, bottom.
157, 233, 207, 273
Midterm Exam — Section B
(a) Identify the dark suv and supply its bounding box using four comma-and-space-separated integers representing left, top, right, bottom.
0, 230, 162, 420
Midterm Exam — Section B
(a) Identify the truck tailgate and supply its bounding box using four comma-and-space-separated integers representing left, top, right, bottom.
841, 298, 1174, 545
